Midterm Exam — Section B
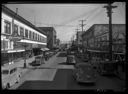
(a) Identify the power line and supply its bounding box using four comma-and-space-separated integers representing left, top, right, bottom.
59, 5, 102, 25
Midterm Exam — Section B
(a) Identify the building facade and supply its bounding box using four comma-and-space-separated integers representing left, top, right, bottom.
38, 27, 57, 50
82, 24, 126, 53
1, 5, 47, 65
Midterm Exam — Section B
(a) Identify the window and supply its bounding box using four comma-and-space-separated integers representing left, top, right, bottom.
25, 29, 28, 38
2, 40, 8, 50
38, 35, 39, 41
35, 33, 37, 40
33, 32, 34, 40
10, 69, 14, 74
13, 24, 19, 36
1, 40, 4, 50
31, 31, 33, 39
34, 33, 36, 40
37, 34, 38, 41
20, 27, 24, 37
2, 70, 9, 75
29, 31, 31, 39
4, 20, 11, 34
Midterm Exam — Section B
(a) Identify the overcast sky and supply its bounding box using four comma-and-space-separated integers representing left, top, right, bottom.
5, 2, 125, 43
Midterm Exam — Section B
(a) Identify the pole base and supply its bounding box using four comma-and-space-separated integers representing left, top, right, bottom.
24, 63, 27, 68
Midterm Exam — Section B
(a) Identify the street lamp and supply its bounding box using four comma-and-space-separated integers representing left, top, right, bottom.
22, 36, 27, 68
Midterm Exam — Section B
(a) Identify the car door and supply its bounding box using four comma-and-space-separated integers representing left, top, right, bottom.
9, 68, 16, 86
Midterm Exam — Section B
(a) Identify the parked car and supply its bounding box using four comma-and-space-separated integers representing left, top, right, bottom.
73, 63, 97, 84
98, 61, 117, 76
29, 55, 45, 66
2, 64, 21, 89
66, 55, 76, 64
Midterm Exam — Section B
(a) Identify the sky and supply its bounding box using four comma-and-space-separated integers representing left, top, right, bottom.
5, 2, 125, 43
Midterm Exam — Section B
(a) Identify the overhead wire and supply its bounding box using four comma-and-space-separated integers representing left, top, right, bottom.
33, 5, 104, 27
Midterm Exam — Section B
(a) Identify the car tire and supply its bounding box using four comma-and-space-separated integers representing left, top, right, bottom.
6, 83, 10, 89
16, 75, 20, 83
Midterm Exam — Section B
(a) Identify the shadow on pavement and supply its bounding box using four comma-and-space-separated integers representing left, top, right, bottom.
58, 62, 75, 65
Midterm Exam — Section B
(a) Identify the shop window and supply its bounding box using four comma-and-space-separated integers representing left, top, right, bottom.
4, 20, 11, 34
25, 29, 28, 38
20, 27, 24, 37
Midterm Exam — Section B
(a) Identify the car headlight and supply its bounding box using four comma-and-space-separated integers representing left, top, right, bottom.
2, 83, 6, 89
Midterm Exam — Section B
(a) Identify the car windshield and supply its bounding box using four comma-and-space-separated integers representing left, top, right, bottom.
2, 70, 9, 75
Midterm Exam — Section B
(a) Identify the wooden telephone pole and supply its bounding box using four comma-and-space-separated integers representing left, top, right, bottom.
79, 20, 86, 53
104, 3, 117, 61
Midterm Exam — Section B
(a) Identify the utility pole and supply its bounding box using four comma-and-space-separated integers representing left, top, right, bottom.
79, 20, 86, 53
104, 3, 117, 61
75, 28, 79, 46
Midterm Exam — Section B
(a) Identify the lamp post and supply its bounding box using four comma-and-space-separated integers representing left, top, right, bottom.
22, 36, 27, 68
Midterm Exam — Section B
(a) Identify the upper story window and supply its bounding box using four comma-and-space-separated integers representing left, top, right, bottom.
40, 36, 41, 41
20, 27, 24, 37
4, 20, 11, 34
13, 24, 19, 37
25, 29, 28, 38
1, 39, 8, 50
29, 31, 32, 39
33, 32, 34, 40
38, 35, 40, 41
31, 31, 33, 40
35, 33, 37, 40
34, 33, 36, 40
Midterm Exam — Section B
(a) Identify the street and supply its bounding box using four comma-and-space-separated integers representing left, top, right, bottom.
9, 51, 125, 91
1, 3, 126, 92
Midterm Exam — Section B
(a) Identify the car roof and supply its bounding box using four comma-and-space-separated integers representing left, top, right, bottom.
2, 63, 17, 70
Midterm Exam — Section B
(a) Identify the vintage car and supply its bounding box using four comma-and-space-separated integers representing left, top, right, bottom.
2, 63, 21, 89
66, 55, 76, 64
73, 63, 97, 84
98, 60, 117, 76
29, 55, 45, 66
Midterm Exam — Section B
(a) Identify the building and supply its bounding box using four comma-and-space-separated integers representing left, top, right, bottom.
38, 27, 57, 50
82, 24, 125, 53
1, 5, 47, 65
82, 24, 126, 60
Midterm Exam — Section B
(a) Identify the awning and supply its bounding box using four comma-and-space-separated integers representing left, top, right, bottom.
7, 49, 25, 53
41, 48, 49, 51
17, 39, 46, 45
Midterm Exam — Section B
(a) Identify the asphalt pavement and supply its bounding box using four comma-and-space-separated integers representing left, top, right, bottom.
8, 51, 125, 91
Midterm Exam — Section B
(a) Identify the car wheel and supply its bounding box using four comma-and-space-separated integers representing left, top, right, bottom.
16, 76, 20, 83
6, 83, 10, 89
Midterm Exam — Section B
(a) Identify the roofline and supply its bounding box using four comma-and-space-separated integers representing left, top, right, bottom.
2, 5, 46, 36
82, 23, 125, 36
